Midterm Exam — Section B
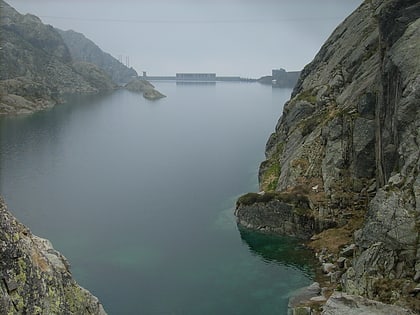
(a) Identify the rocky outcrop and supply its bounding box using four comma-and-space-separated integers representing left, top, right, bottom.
0, 0, 116, 115
321, 292, 415, 315
235, 0, 420, 313
72, 61, 116, 92
235, 191, 336, 239
57, 29, 137, 85
0, 197, 107, 314
125, 78, 166, 100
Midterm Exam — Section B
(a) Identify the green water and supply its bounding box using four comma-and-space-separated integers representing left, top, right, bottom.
0, 82, 317, 314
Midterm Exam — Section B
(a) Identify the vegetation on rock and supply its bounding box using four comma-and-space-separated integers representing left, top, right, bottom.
235, 0, 420, 313
0, 198, 107, 314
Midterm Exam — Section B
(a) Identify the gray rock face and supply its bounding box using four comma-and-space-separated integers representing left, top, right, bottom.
0, 198, 107, 314
235, 0, 420, 312
235, 192, 336, 238
236, 198, 314, 239
322, 292, 415, 315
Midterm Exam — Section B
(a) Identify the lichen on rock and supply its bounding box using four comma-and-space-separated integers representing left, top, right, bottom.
0, 197, 107, 314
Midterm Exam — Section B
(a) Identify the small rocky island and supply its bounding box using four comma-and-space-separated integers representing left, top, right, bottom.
236, 0, 420, 314
125, 78, 166, 100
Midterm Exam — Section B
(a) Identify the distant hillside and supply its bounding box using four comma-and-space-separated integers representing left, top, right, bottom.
57, 29, 137, 85
0, 0, 115, 114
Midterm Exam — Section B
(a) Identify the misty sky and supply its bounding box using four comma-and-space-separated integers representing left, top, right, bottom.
8, 0, 362, 78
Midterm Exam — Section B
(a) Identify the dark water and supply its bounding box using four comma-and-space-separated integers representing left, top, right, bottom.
0, 82, 316, 315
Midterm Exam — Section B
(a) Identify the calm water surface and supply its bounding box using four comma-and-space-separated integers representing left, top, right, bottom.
0, 82, 316, 315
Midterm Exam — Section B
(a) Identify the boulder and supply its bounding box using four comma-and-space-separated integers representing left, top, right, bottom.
321, 292, 415, 315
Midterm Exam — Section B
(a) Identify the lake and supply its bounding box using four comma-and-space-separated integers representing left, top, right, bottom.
0, 82, 316, 315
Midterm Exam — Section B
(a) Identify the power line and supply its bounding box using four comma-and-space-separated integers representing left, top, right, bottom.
39, 15, 346, 24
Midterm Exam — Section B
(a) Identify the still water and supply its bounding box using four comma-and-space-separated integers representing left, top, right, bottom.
0, 82, 316, 314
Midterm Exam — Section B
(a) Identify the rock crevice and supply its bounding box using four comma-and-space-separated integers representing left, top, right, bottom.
235, 0, 420, 313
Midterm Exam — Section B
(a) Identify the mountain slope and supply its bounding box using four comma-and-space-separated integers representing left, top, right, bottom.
236, 0, 420, 312
0, 0, 115, 114
57, 29, 137, 85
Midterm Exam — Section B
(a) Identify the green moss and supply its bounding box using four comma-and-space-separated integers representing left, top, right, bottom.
64, 285, 92, 313
47, 286, 61, 313
264, 162, 281, 191
16, 297, 25, 311
295, 89, 317, 104
293, 207, 310, 216
237, 191, 310, 208
13, 232, 20, 242
16, 258, 27, 283
299, 110, 329, 137
261, 142, 284, 192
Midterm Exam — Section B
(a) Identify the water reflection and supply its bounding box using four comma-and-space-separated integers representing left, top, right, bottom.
238, 226, 316, 277
0, 83, 315, 314
176, 81, 216, 85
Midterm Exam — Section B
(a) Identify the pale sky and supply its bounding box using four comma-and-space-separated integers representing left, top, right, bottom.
7, 0, 362, 78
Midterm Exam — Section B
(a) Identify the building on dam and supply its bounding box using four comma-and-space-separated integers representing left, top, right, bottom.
176, 73, 216, 82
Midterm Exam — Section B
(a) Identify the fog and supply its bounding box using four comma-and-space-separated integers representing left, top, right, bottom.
8, 0, 362, 77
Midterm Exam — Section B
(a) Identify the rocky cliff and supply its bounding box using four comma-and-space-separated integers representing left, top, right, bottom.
0, 0, 116, 115
236, 0, 420, 313
0, 198, 107, 314
57, 29, 137, 85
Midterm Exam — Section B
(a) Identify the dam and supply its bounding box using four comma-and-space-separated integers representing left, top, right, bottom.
142, 72, 255, 83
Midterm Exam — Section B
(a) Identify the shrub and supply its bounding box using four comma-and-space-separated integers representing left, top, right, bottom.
236, 191, 310, 208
